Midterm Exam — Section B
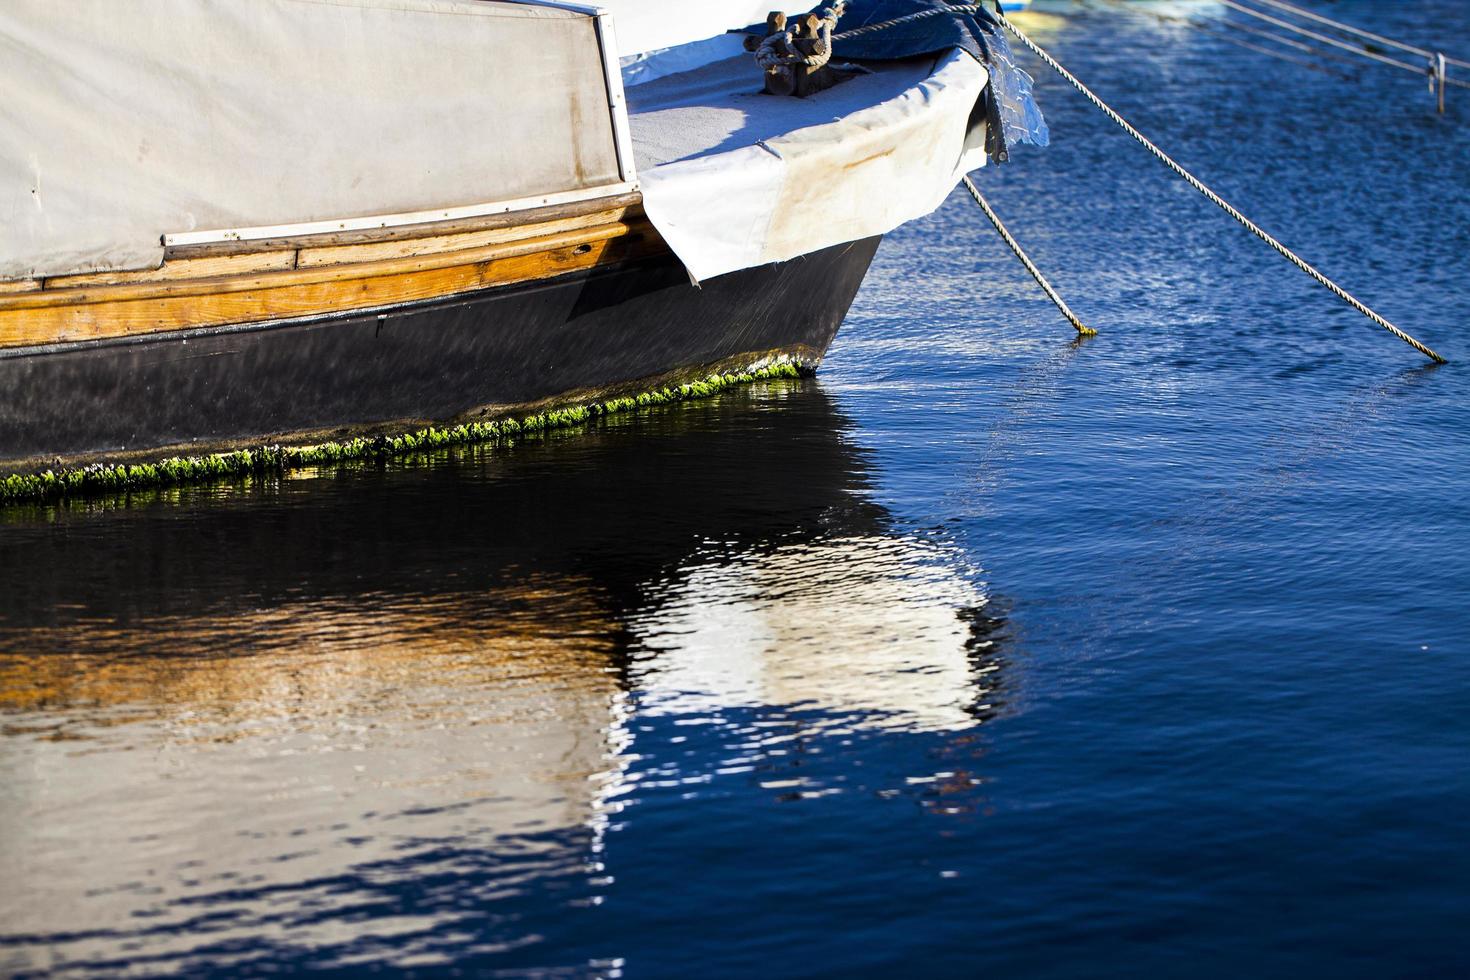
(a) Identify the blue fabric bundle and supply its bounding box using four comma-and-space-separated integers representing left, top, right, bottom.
749, 0, 1049, 161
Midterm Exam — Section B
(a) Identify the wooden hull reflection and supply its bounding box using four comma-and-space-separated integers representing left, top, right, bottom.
0, 385, 1009, 971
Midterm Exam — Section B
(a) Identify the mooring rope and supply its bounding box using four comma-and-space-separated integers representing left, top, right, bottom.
962, 175, 1094, 337
831, 2, 1447, 361
992, 8, 1447, 363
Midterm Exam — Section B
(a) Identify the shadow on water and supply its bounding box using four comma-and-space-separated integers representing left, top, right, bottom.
0, 381, 1012, 977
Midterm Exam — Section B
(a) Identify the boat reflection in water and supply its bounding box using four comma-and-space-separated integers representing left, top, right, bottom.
0, 382, 1010, 975
634, 534, 997, 735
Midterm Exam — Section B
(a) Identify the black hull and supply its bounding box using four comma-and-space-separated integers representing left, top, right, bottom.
0, 237, 881, 472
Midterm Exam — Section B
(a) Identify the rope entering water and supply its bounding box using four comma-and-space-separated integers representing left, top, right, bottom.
832, 3, 1447, 362
992, 8, 1446, 363
962, 175, 1094, 337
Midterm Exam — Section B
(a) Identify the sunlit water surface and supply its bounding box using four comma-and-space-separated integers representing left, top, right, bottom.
3, 2, 1468, 975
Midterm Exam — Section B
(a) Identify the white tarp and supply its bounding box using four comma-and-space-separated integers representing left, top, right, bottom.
0, 0, 622, 280
628, 50, 989, 283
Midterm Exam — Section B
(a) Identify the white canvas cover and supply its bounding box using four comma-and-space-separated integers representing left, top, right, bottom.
0, 0, 624, 280
627, 50, 990, 283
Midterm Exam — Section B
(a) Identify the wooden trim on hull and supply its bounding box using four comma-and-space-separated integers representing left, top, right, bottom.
161, 192, 645, 258
0, 193, 656, 350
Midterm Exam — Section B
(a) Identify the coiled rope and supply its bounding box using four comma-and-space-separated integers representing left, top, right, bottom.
757, 2, 847, 70
835, 3, 1447, 364
962, 175, 1094, 336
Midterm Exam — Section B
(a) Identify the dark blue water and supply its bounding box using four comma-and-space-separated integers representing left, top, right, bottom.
3, 2, 1468, 975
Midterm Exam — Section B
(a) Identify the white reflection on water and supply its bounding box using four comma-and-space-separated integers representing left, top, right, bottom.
634, 535, 990, 733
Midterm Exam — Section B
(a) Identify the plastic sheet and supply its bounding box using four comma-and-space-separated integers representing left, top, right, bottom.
967, 12, 1051, 157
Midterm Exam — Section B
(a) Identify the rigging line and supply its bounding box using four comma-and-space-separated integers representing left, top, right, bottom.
1248, 0, 1470, 70
1217, 0, 1454, 80
1097, 0, 1367, 72
990, 6, 1447, 364
1199, 16, 1369, 70
1436, 72, 1468, 93
1104, 0, 1468, 90
1193, 24, 1359, 81
962, 175, 1095, 337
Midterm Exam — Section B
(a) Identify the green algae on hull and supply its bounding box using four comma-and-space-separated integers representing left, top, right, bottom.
0, 362, 805, 506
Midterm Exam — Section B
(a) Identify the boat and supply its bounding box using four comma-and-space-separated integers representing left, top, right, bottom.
0, 0, 1046, 497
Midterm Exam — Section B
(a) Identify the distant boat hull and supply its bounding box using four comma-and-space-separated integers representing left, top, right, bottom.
0, 232, 880, 474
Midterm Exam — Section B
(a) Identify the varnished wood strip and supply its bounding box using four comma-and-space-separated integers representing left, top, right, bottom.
164, 191, 644, 259
296, 207, 634, 269
2, 221, 646, 312
0, 229, 664, 349
46, 250, 299, 289
0, 279, 41, 294
37, 206, 638, 294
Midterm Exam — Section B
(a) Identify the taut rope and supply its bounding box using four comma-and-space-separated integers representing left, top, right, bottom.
994, 7, 1446, 363
963, 175, 1094, 337
830, 4, 970, 41
833, 3, 1448, 364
